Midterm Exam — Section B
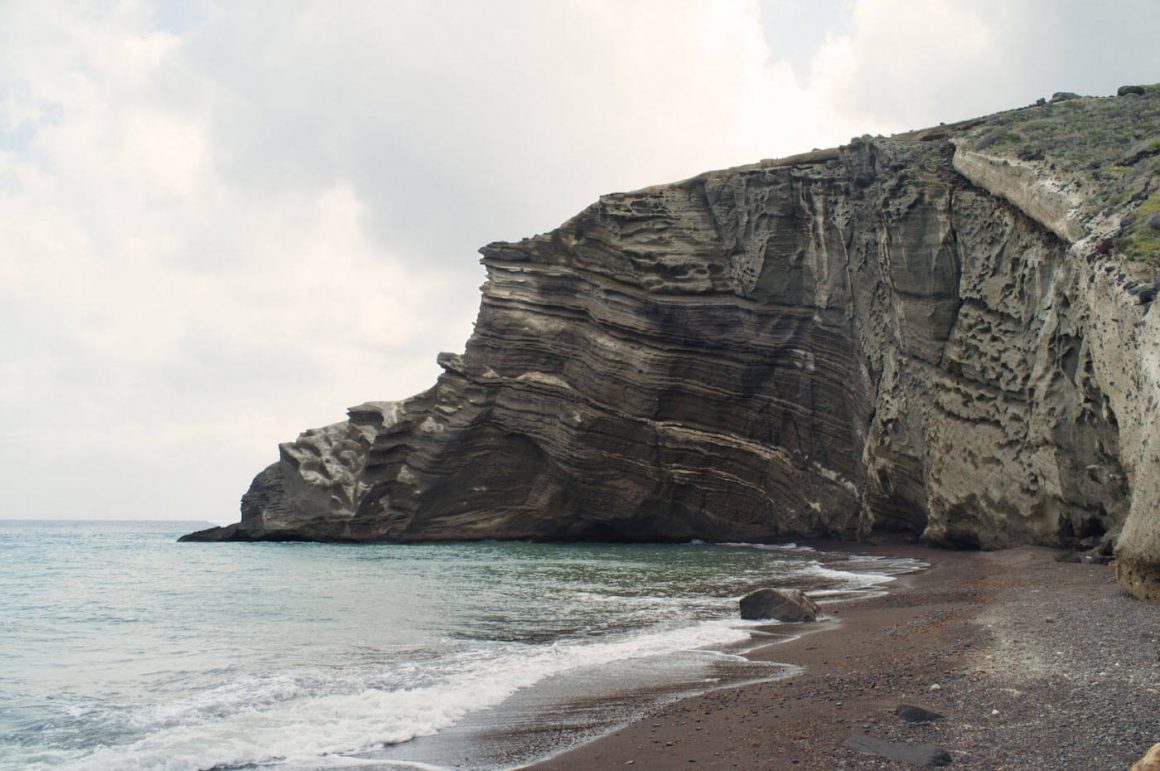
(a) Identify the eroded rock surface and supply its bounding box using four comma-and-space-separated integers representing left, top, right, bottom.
181, 89, 1160, 600
739, 588, 820, 622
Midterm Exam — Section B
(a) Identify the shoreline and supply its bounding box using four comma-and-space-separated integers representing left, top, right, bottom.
353, 541, 926, 770
523, 541, 1160, 770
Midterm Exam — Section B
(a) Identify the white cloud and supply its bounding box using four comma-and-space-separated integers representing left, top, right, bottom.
0, 0, 1156, 519
806, 0, 1160, 129
808, 0, 997, 128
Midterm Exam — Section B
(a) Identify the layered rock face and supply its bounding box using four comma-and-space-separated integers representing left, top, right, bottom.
183, 92, 1160, 599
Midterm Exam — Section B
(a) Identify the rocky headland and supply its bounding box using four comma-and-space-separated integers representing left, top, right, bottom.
182, 86, 1160, 602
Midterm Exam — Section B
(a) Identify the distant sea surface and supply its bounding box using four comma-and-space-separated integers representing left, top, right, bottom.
0, 520, 920, 770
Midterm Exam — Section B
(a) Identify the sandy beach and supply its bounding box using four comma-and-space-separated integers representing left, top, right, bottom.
525, 541, 1160, 770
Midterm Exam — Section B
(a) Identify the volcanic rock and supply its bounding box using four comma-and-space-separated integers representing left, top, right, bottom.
895, 704, 945, 723
182, 87, 1160, 603
739, 588, 820, 622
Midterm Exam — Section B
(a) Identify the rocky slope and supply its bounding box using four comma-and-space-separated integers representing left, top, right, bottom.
182, 87, 1160, 600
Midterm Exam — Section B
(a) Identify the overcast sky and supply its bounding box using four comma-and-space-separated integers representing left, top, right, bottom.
2, 1, 1157, 521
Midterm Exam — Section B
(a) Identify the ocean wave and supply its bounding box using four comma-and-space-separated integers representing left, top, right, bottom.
7, 618, 758, 771
1, 526, 922, 771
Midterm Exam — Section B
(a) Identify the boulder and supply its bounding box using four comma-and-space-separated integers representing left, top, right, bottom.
895, 704, 945, 723
739, 588, 820, 622
1119, 85, 1146, 97
1051, 91, 1080, 103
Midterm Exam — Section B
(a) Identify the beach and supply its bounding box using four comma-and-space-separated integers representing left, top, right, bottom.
5, 523, 1156, 769
3, 523, 916, 770
526, 542, 1160, 770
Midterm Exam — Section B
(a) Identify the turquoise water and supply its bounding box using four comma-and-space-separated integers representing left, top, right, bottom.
0, 520, 916, 770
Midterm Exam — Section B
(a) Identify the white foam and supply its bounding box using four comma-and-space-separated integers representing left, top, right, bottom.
3, 538, 928, 771
800, 561, 894, 586
717, 541, 817, 552
11, 619, 755, 771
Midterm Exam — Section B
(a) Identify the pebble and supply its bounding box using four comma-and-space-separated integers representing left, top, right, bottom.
929, 683, 942, 693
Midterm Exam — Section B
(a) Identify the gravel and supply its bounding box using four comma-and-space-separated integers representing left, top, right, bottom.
850, 548, 1160, 769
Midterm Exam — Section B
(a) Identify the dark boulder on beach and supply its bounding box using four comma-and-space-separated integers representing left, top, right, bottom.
739, 588, 820, 622
895, 704, 945, 723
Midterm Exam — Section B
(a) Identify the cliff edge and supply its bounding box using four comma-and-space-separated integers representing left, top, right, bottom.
182, 87, 1160, 600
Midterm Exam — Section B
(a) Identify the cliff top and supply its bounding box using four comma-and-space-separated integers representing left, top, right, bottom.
952, 84, 1160, 264
484, 84, 1159, 276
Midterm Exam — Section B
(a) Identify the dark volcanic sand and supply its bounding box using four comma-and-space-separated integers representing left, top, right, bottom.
523, 543, 1160, 770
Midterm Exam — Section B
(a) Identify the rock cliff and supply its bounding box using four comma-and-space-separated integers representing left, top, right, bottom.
182, 87, 1160, 600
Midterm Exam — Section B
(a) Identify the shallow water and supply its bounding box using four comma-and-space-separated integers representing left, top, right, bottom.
0, 520, 918, 770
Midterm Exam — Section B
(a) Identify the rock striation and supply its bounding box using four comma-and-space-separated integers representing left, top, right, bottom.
182, 88, 1160, 601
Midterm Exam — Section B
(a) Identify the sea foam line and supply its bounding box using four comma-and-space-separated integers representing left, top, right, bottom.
9, 618, 758, 771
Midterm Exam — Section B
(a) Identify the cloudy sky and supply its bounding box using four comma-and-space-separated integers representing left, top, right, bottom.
2, 1, 1157, 521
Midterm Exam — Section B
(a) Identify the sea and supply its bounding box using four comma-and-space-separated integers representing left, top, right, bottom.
0, 520, 922, 771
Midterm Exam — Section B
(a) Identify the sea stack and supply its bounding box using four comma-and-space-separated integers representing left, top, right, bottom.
182, 87, 1160, 601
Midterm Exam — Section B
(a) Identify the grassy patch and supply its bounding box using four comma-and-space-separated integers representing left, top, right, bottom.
958, 84, 1160, 261
1122, 191, 1160, 264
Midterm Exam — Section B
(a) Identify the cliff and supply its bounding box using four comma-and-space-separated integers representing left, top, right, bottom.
182, 87, 1160, 601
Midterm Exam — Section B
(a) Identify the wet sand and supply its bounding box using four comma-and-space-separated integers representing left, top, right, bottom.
524, 541, 1160, 770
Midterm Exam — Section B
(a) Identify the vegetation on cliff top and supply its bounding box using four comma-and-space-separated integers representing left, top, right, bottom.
956, 84, 1160, 263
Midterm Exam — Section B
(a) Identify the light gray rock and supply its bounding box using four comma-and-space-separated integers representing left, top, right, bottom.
739, 588, 820, 621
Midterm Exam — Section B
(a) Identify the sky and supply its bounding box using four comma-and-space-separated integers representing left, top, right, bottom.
1, 1, 1157, 521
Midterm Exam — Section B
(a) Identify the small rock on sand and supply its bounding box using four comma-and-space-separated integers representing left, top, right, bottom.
895, 704, 944, 724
